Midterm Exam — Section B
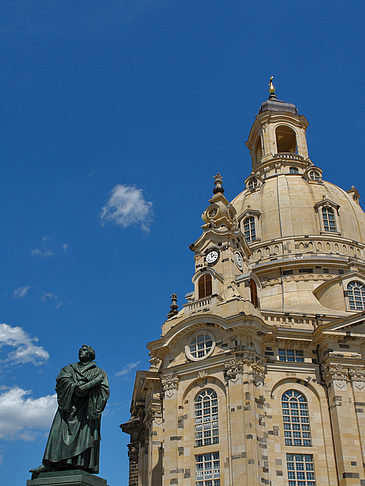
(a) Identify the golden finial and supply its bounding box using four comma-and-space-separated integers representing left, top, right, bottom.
269, 76, 275, 94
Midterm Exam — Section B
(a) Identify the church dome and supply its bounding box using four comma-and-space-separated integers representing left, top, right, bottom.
232, 174, 365, 250
230, 83, 365, 315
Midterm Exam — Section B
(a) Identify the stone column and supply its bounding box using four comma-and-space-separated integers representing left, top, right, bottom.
322, 362, 365, 485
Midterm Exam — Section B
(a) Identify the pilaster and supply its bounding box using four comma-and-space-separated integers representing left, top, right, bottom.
224, 351, 268, 485
322, 362, 365, 485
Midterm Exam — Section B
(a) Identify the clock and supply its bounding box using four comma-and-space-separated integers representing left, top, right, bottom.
235, 251, 243, 270
205, 249, 219, 265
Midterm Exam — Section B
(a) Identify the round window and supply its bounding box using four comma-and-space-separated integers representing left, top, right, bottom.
309, 170, 321, 181
247, 178, 258, 191
185, 332, 215, 361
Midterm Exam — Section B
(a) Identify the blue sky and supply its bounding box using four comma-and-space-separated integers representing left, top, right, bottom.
0, 1, 364, 484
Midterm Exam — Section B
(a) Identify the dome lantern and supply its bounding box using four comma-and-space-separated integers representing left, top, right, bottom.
246, 79, 310, 176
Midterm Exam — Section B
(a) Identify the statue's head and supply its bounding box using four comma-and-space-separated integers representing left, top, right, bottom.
78, 345, 95, 363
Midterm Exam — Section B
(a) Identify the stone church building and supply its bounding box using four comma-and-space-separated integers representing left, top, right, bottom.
121, 84, 365, 486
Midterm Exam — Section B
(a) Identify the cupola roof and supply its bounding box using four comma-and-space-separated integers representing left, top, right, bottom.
258, 76, 298, 115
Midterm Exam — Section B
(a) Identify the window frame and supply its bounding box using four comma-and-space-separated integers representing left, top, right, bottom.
286, 453, 315, 485
282, 390, 312, 447
321, 206, 337, 233
185, 331, 216, 362
239, 209, 261, 243
243, 215, 256, 243
346, 280, 365, 311
278, 349, 304, 363
195, 452, 220, 486
194, 389, 219, 447
198, 273, 213, 299
314, 199, 341, 235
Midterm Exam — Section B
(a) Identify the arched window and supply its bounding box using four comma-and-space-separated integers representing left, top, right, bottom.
276, 126, 297, 153
347, 281, 365, 311
322, 206, 337, 232
250, 279, 259, 308
198, 274, 212, 299
289, 167, 299, 174
255, 138, 262, 165
282, 390, 311, 447
195, 389, 219, 447
243, 216, 256, 242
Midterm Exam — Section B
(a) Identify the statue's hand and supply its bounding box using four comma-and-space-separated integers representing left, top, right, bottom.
78, 376, 103, 392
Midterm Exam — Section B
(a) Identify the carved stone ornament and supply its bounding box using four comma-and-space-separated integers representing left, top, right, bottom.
128, 442, 139, 464
349, 367, 365, 390
149, 355, 161, 370
161, 373, 179, 398
322, 364, 349, 390
145, 401, 163, 425
224, 351, 267, 384
224, 358, 243, 383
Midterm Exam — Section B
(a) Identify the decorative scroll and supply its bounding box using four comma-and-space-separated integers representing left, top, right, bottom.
145, 401, 163, 425
349, 367, 365, 390
224, 351, 266, 385
161, 373, 179, 398
322, 364, 349, 390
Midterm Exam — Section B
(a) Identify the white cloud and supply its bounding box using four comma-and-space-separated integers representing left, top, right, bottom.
31, 236, 54, 257
0, 323, 49, 365
41, 292, 63, 309
115, 361, 141, 377
30, 248, 54, 257
12, 286, 31, 299
61, 243, 70, 253
0, 387, 57, 440
101, 184, 153, 232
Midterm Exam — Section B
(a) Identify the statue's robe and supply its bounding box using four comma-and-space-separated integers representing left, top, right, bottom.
42, 361, 109, 473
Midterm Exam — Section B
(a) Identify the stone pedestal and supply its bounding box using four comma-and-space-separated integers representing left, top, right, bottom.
26, 470, 108, 486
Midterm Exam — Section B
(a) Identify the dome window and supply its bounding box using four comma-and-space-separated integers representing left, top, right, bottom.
309, 170, 321, 181
243, 216, 256, 243
347, 281, 365, 311
247, 178, 258, 191
322, 206, 337, 232
314, 198, 340, 235
275, 125, 297, 154
289, 167, 299, 174
255, 137, 262, 165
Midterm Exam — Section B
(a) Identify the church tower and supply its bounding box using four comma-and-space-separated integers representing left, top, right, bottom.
121, 79, 365, 486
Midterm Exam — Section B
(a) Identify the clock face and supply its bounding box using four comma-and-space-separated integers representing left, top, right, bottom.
235, 251, 243, 269
205, 250, 219, 265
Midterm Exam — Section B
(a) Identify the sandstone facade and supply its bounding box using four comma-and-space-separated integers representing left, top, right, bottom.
121, 88, 365, 486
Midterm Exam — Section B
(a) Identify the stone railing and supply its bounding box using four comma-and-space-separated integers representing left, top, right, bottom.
184, 297, 212, 312
274, 152, 304, 161
249, 237, 364, 263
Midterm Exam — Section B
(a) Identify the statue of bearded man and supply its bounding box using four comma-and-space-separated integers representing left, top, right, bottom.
30, 345, 109, 476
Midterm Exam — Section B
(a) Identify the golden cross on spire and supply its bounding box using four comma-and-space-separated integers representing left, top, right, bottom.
269, 75, 275, 95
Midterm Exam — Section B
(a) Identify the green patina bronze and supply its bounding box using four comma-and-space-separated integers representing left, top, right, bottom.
30, 345, 109, 477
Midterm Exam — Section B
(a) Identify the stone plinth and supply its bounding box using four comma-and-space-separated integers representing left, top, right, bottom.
26, 470, 108, 486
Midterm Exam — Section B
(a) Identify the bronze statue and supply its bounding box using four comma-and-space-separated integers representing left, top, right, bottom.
30, 345, 109, 476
